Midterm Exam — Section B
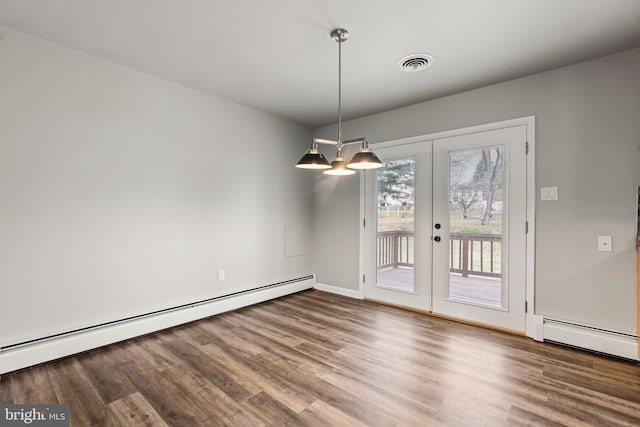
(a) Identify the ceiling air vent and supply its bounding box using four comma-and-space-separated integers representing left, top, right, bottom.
397, 53, 433, 72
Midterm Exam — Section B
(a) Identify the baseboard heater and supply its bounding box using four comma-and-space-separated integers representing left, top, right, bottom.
542, 317, 638, 361
0, 275, 315, 374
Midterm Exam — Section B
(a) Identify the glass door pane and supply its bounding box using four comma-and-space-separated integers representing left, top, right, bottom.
448, 147, 504, 307
363, 139, 430, 311
376, 159, 415, 292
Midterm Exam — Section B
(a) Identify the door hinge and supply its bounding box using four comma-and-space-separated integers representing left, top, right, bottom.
525, 301, 528, 313
363, 218, 366, 227
363, 274, 366, 283
525, 221, 529, 234
526, 141, 529, 154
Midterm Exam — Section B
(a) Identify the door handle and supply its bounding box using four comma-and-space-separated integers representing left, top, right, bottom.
433, 236, 441, 242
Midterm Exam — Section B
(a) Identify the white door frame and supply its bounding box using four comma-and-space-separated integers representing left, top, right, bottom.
359, 116, 536, 338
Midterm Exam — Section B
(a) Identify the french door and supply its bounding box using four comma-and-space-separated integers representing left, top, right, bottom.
363, 124, 529, 332
362, 140, 432, 311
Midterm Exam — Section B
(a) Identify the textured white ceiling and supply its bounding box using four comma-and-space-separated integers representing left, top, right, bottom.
1, 0, 639, 127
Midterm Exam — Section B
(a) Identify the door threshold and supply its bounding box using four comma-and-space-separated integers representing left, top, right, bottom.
364, 297, 525, 336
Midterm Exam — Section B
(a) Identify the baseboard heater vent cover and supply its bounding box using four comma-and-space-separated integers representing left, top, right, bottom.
543, 317, 638, 361
0, 275, 315, 374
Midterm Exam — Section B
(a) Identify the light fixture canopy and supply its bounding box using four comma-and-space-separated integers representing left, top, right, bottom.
295, 28, 383, 174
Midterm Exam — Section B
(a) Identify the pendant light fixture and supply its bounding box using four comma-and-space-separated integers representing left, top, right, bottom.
295, 28, 383, 174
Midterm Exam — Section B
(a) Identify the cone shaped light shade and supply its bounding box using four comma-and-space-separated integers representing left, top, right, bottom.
295, 149, 331, 169
324, 158, 356, 175
348, 150, 384, 169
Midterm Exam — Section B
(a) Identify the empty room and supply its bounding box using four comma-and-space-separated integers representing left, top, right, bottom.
1, 1, 640, 425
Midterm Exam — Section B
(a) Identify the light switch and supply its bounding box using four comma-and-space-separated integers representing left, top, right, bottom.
597, 236, 612, 252
541, 187, 558, 201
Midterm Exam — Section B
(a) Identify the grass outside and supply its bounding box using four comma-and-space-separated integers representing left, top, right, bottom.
377, 207, 502, 234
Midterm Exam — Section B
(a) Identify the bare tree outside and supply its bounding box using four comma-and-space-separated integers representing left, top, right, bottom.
449, 152, 478, 217
449, 148, 503, 234
474, 149, 503, 226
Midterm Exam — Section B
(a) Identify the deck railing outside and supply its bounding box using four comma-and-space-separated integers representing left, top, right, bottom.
449, 232, 501, 278
377, 230, 502, 278
377, 231, 414, 269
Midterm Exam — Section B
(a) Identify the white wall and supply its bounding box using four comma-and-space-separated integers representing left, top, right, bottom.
0, 26, 314, 346
312, 172, 361, 291
313, 48, 640, 335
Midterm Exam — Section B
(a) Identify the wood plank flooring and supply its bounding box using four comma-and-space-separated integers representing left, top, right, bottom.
2, 290, 640, 426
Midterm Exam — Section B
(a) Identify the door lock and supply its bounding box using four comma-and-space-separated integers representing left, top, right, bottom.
433, 236, 441, 242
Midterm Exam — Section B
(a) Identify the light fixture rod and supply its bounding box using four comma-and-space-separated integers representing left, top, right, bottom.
313, 137, 365, 146
330, 28, 349, 149
337, 30, 343, 145
343, 137, 366, 145
313, 138, 338, 146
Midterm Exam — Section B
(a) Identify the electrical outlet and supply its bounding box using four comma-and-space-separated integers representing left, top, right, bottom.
217, 269, 226, 282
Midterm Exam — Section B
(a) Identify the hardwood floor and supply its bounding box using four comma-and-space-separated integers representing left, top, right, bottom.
2, 289, 640, 426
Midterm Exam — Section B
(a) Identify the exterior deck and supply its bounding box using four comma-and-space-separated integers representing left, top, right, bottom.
377, 267, 502, 307
376, 230, 503, 307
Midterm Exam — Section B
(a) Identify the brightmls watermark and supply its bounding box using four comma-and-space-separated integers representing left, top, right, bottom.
0, 405, 69, 426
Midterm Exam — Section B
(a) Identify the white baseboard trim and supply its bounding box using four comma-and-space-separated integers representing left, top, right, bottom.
314, 283, 363, 299
0, 276, 315, 374
543, 317, 638, 361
